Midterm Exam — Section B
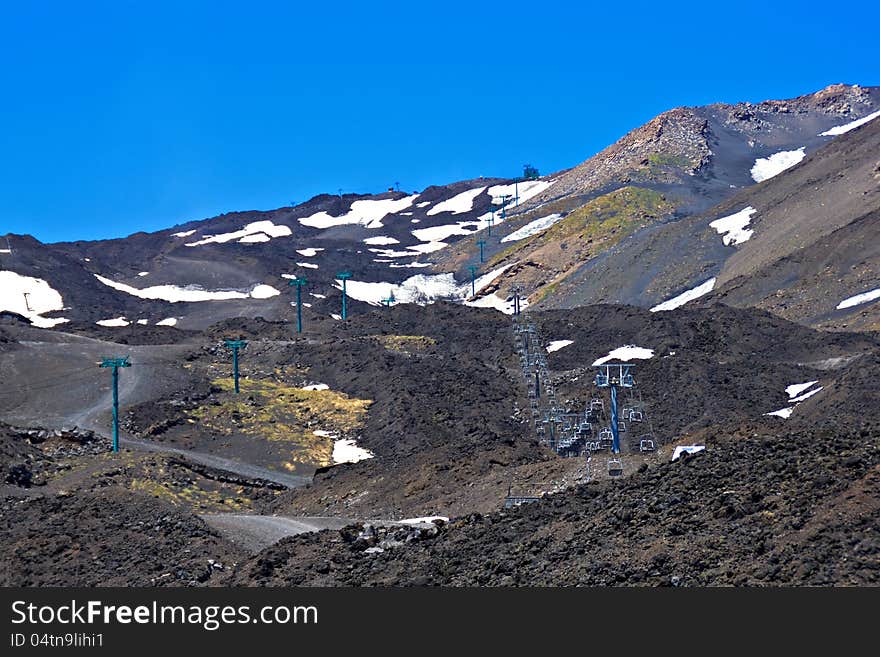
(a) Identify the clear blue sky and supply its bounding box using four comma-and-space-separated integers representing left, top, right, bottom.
1, 0, 877, 243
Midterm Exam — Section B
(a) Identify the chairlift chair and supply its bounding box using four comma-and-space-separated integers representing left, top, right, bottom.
639, 438, 656, 453
629, 410, 644, 422
607, 458, 623, 477
590, 398, 604, 412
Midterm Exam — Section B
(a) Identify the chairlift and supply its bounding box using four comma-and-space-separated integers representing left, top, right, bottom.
621, 373, 635, 387
618, 420, 627, 433
607, 458, 623, 477
629, 410, 644, 422
595, 373, 609, 387
639, 438, 656, 452
590, 398, 604, 412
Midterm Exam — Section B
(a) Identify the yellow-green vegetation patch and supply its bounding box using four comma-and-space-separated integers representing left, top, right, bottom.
491, 186, 671, 270
129, 477, 252, 512
535, 186, 670, 244
372, 334, 437, 353
190, 378, 372, 467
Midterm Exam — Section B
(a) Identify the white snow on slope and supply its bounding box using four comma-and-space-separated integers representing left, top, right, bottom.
765, 407, 794, 419
297, 262, 319, 269
96, 317, 130, 327
463, 292, 527, 315
750, 148, 805, 182
136, 319, 148, 325
819, 109, 880, 136
296, 248, 324, 257
592, 345, 655, 366
399, 516, 448, 525
239, 233, 270, 244
546, 339, 573, 353
156, 317, 178, 326
363, 236, 400, 246
501, 214, 563, 242
302, 383, 329, 391
299, 195, 419, 229
172, 230, 196, 238
650, 278, 716, 312
337, 265, 511, 307
488, 180, 553, 206
0, 271, 69, 328
369, 248, 419, 258
672, 445, 705, 461
250, 285, 281, 299
709, 207, 757, 246
95, 275, 280, 302
786, 381, 819, 398
766, 381, 824, 419
406, 241, 448, 254
412, 222, 480, 243
426, 186, 486, 216
332, 438, 374, 465
138, 271, 149, 277
790, 387, 823, 403
185, 220, 292, 246
836, 287, 880, 310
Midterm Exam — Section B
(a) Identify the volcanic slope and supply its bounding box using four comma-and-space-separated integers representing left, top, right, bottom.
436, 85, 880, 323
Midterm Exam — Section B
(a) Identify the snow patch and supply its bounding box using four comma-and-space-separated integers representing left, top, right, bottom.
709, 207, 757, 246
302, 383, 329, 391
406, 241, 448, 254
671, 445, 705, 461
398, 516, 448, 525
488, 180, 552, 206
172, 230, 196, 238
786, 381, 819, 399
819, 109, 880, 136
546, 340, 573, 353
501, 213, 563, 242
363, 236, 400, 246
332, 438, 374, 465
426, 186, 486, 216
310, 293, 326, 299
296, 248, 324, 257
592, 345, 654, 366
137, 271, 149, 277
250, 284, 281, 299
95, 275, 280, 302
650, 278, 716, 312
765, 407, 794, 419
299, 195, 418, 229
156, 317, 178, 326
185, 220, 292, 246
96, 317, 130, 327
412, 222, 480, 243
836, 287, 880, 310
0, 270, 69, 328
790, 387, 823, 403
337, 265, 511, 307
750, 148, 805, 182
297, 262, 319, 269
